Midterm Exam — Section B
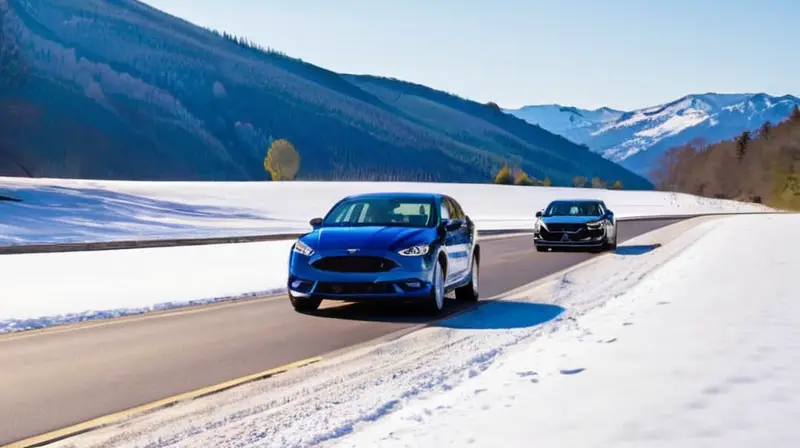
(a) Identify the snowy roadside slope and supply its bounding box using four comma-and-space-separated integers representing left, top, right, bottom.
338, 213, 800, 448
0, 177, 772, 245
0, 240, 295, 333
48, 215, 746, 448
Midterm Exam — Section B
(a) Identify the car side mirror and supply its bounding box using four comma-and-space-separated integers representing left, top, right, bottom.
447, 219, 464, 231
535, 211, 543, 218
309, 217, 323, 228
604, 210, 613, 219
440, 219, 462, 233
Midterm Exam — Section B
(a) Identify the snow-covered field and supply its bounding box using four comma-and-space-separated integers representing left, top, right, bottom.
50, 214, 800, 448
0, 177, 772, 245
0, 177, 775, 333
0, 239, 295, 333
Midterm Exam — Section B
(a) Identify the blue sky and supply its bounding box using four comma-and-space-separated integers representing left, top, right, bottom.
143, 0, 799, 110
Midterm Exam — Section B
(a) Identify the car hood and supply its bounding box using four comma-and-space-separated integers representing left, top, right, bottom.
540, 215, 603, 225
304, 226, 432, 252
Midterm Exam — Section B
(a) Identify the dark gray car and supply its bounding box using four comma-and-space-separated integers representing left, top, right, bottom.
533, 199, 617, 252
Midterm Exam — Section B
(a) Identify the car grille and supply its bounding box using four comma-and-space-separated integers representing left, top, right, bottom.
315, 282, 396, 295
545, 223, 585, 233
311, 256, 397, 273
539, 227, 604, 242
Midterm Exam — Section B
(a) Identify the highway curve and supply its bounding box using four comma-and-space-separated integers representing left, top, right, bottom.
0, 217, 685, 445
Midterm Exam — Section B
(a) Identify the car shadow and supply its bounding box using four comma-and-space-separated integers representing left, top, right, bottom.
309, 299, 565, 331
614, 244, 662, 256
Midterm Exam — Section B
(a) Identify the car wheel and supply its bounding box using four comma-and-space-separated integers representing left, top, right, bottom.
289, 293, 322, 313
608, 233, 618, 251
536, 246, 547, 252
426, 259, 446, 313
456, 254, 479, 302
603, 229, 618, 251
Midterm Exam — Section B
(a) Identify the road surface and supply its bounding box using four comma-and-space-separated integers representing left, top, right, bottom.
0, 218, 685, 445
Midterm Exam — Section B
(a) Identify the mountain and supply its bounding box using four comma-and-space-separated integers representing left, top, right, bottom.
506, 93, 800, 178
0, 0, 651, 189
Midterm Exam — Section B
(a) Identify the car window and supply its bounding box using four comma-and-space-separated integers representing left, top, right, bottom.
439, 199, 451, 221
447, 197, 466, 220
323, 197, 436, 227
545, 201, 603, 216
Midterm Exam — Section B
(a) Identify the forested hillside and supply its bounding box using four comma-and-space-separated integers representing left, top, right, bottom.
653, 107, 800, 210
0, 0, 651, 188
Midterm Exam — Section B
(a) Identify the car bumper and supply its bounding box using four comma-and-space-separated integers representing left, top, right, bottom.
288, 249, 436, 301
534, 240, 605, 248
533, 227, 607, 248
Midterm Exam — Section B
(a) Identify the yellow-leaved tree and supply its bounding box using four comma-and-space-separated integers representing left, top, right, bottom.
264, 138, 301, 181
493, 164, 514, 185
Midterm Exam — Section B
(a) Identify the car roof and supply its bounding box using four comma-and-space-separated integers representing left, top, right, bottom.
547, 198, 605, 204
341, 191, 441, 201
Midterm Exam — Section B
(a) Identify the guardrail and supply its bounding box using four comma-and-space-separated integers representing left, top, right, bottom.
0, 212, 782, 256
0, 228, 536, 255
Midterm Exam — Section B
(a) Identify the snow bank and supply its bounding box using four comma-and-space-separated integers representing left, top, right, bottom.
51, 214, 800, 447
0, 177, 772, 245
339, 214, 800, 448
0, 240, 294, 333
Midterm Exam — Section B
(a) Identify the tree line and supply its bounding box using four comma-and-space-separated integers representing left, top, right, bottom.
652, 106, 800, 210
491, 164, 624, 189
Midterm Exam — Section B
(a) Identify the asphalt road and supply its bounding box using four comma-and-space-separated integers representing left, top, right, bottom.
0, 218, 685, 445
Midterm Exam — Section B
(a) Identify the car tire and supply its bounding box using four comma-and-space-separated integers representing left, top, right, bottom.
426, 259, 446, 313
536, 246, 547, 252
604, 229, 618, 251
455, 254, 479, 302
289, 293, 322, 313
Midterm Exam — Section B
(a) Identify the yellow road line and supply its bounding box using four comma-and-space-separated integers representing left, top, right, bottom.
5, 356, 322, 448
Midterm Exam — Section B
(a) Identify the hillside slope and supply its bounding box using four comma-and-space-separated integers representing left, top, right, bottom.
0, 0, 651, 188
653, 107, 800, 210
507, 93, 800, 178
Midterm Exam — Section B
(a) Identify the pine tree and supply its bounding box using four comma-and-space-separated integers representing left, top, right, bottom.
735, 130, 751, 161
759, 121, 773, 139
791, 105, 800, 122
543, 176, 552, 187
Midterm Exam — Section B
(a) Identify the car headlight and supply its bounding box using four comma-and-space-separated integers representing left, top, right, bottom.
585, 220, 605, 229
536, 220, 547, 231
292, 240, 315, 256
398, 245, 430, 256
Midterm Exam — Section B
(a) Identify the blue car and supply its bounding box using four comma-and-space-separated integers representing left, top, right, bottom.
287, 192, 481, 314
533, 199, 618, 252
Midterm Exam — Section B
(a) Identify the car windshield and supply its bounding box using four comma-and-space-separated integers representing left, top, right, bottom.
322, 197, 436, 227
545, 201, 604, 217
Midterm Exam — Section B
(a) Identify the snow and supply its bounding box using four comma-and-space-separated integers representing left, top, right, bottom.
0, 176, 774, 333
0, 177, 773, 245
0, 240, 295, 333
634, 109, 710, 138
507, 93, 800, 173
47, 214, 800, 448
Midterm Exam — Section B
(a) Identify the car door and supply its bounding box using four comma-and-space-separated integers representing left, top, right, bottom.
439, 197, 458, 285
442, 197, 470, 283
452, 197, 475, 281
600, 202, 616, 240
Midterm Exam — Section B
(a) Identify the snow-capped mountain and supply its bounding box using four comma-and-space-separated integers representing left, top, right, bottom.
506, 93, 800, 178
